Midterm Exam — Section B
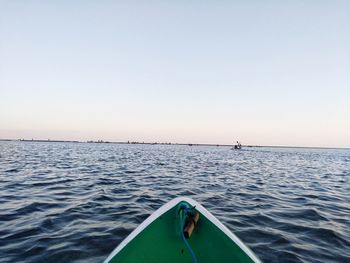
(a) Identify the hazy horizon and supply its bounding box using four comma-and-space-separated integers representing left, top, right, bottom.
1, 1, 349, 148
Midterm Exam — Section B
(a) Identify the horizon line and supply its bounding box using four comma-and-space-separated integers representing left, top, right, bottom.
0, 138, 349, 150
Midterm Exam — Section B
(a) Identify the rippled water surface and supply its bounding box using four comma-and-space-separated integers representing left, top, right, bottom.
0, 141, 349, 263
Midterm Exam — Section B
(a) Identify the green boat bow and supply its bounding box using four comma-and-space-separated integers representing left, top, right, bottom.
104, 197, 262, 263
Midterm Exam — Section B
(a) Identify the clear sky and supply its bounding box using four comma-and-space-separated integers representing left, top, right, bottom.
1, 1, 349, 147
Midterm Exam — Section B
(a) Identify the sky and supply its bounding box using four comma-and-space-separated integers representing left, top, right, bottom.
0, 1, 349, 147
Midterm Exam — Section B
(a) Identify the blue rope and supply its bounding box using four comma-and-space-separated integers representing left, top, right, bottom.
179, 204, 198, 263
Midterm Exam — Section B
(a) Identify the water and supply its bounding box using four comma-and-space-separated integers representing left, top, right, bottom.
0, 141, 349, 263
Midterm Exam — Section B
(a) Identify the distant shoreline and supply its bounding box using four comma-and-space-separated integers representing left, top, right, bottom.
0, 138, 349, 150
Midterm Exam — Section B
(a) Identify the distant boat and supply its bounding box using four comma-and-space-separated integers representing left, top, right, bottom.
232, 141, 242, 150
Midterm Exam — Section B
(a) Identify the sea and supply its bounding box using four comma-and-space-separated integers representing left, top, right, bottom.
0, 141, 349, 263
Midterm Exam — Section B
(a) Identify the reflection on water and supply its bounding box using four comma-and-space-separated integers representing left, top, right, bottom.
0, 141, 349, 262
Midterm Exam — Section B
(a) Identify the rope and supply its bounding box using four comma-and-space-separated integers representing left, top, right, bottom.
178, 203, 198, 263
